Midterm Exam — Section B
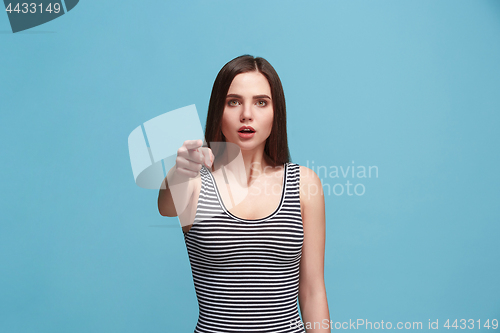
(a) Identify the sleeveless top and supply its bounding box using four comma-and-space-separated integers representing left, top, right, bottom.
183, 162, 306, 333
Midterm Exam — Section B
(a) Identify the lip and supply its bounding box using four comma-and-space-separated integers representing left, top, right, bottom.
238, 126, 255, 132
237, 126, 255, 139
238, 131, 255, 139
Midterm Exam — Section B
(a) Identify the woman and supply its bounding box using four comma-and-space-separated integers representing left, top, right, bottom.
158, 55, 330, 332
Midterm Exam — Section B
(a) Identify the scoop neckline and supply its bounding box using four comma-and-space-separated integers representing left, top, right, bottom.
204, 162, 288, 222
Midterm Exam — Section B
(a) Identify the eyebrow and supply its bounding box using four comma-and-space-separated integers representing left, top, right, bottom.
226, 94, 272, 100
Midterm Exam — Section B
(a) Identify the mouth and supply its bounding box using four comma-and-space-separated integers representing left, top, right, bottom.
238, 126, 255, 133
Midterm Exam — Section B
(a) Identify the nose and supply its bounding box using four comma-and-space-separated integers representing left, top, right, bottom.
240, 103, 253, 121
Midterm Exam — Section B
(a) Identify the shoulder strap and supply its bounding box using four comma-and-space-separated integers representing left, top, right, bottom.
285, 162, 301, 199
193, 166, 225, 224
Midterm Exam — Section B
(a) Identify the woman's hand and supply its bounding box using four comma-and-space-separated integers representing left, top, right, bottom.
158, 139, 213, 218
175, 139, 214, 178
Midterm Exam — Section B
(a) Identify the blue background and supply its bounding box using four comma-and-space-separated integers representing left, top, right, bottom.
1, 1, 499, 332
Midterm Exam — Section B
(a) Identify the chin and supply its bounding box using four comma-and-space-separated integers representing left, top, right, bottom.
224, 135, 266, 151
237, 142, 266, 151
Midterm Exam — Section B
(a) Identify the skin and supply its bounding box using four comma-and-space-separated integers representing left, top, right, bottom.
158, 71, 330, 332
298, 165, 331, 332
216, 71, 284, 220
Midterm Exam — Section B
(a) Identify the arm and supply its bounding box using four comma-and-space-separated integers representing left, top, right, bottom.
157, 165, 194, 217
298, 166, 330, 332
157, 139, 213, 218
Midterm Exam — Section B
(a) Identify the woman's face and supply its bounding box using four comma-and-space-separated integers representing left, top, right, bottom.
221, 71, 274, 153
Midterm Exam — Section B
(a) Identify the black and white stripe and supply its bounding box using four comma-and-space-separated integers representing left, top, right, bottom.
183, 162, 305, 333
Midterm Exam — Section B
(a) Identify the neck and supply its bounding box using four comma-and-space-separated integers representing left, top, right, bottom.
215, 142, 279, 186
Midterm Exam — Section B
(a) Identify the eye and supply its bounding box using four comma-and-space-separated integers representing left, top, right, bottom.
257, 100, 267, 107
227, 100, 240, 106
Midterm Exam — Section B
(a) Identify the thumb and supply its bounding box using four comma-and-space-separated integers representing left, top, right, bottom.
200, 147, 213, 168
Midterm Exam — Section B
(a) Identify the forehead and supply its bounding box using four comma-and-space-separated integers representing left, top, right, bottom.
227, 72, 271, 96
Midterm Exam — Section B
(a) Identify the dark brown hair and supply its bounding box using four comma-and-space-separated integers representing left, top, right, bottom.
204, 55, 291, 167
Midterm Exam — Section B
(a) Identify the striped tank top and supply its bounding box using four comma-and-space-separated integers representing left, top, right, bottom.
183, 162, 306, 333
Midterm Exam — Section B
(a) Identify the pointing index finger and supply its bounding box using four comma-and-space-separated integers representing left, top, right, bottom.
184, 139, 203, 151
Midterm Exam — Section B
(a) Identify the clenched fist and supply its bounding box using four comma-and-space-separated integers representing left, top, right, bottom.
175, 139, 214, 178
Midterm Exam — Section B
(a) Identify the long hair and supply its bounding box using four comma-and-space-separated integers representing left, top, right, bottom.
204, 55, 291, 167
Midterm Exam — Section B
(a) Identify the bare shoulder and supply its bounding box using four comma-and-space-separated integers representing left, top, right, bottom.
298, 165, 324, 215
298, 165, 323, 195
298, 165, 321, 186
192, 173, 202, 199
180, 174, 202, 233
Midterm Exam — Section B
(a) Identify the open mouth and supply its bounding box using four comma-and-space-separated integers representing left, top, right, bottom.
238, 126, 255, 133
